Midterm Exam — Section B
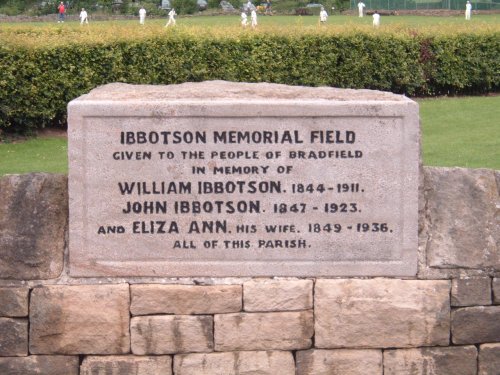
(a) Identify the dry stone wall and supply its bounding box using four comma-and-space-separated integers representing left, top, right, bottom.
0, 166, 499, 375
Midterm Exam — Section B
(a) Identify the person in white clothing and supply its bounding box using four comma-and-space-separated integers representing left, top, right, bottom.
465, 1, 472, 20
357, 1, 365, 17
166, 8, 177, 27
79, 8, 88, 24
241, 12, 248, 27
319, 7, 328, 24
139, 7, 146, 24
251, 9, 257, 28
372, 10, 380, 27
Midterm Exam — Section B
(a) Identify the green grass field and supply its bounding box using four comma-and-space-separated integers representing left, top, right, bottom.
2, 14, 499, 43
0, 96, 498, 175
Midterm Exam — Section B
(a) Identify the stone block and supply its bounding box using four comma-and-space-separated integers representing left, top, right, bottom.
30, 284, 130, 354
0, 173, 67, 279
479, 344, 500, 375
0, 287, 29, 317
296, 349, 382, 375
315, 279, 450, 348
214, 310, 313, 351
451, 277, 492, 306
131, 315, 213, 355
423, 167, 499, 270
130, 284, 242, 315
81, 355, 172, 375
243, 279, 313, 312
493, 278, 500, 304
384, 346, 477, 375
0, 318, 28, 356
69, 82, 419, 278
174, 351, 295, 375
0, 355, 79, 375
452, 306, 500, 344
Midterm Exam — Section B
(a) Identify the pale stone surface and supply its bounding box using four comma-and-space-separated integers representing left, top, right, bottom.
131, 315, 213, 354
384, 346, 477, 375
243, 279, 313, 312
0, 356, 79, 375
0, 318, 27, 356
296, 349, 382, 375
451, 277, 492, 306
315, 279, 450, 348
0, 287, 29, 317
130, 284, 242, 315
0, 173, 67, 279
452, 306, 500, 344
68, 81, 419, 278
174, 351, 295, 375
30, 284, 130, 354
423, 167, 499, 270
493, 278, 500, 304
479, 344, 500, 375
214, 310, 313, 351
81, 356, 172, 375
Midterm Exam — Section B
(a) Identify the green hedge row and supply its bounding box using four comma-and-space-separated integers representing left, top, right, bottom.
0, 32, 498, 132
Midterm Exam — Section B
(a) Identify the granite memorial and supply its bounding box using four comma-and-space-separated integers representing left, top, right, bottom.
68, 81, 419, 277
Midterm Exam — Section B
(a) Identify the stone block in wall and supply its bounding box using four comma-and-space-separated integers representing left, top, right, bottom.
174, 351, 295, 375
0, 318, 28, 356
296, 349, 382, 375
130, 284, 241, 315
422, 167, 499, 270
384, 346, 477, 375
315, 279, 450, 348
214, 311, 313, 351
131, 315, 213, 355
0, 173, 67, 279
493, 278, 500, 304
243, 279, 313, 312
451, 278, 492, 306
479, 344, 500, 375
452, 306, 500, 344
81, 355, 172, 375
0, 287, 29, 317
30, 284, 130, 354
0, 355, 79, 375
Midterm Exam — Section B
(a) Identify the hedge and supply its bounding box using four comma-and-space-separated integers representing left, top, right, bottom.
0, 27, 498, 132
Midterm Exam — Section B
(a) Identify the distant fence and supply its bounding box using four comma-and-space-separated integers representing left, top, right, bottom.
350, 0, 500, 11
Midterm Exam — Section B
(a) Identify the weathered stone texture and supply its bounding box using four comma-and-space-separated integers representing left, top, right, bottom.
243, 279, 313, 312
0, 287, 29, 317
214, 310, 313, 351
384, 346, 477, 375
29, 284, 130, 354
493, 278, 500, 304
315, 279, 450, 348
130, 284, 242, 315
0, 355, 79, 375
0, 173, 67, 279
131, 315, 213, 355
479, 344, 500, 375
452, 306, 500, 344
422, 167, 499, 270
0, 318, 28, 356
81, 355, 172, 375
296, 349, 382, 375
451, 278, 492, 306
174, 351, 295, 375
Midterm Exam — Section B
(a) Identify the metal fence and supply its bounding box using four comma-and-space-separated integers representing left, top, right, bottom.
350, 0, 500, 11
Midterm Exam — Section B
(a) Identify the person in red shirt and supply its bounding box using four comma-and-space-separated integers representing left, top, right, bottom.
57, 2, 65, 23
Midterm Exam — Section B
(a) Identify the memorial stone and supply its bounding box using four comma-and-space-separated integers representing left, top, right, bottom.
68, 81, 419, 277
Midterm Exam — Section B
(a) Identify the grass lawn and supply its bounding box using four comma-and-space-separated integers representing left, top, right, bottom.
417, 95, 499, 169
0, 96, 498, 175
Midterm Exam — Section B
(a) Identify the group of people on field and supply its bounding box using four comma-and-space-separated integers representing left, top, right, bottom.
56, 0, 476, 26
